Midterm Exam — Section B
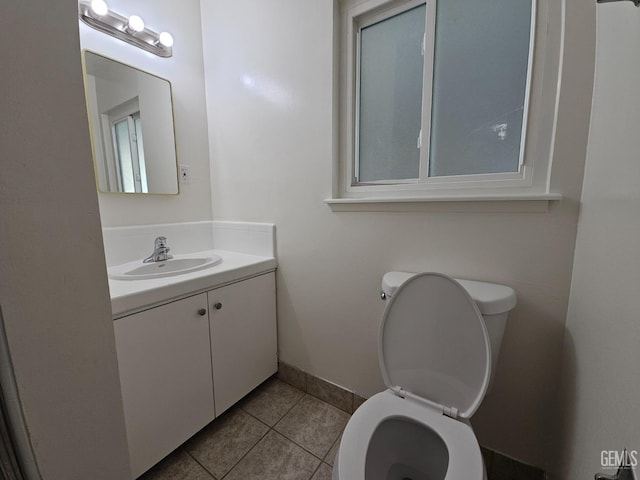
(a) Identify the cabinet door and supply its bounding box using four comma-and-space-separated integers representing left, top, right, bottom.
209, 273, 277, 415
114, 294, 214, 478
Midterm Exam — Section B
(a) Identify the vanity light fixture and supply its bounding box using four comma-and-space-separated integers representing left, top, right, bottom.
126, 15, 145, 34
157, 32, 174, 48
596, 0, 640, 5
89, 0, 108, 16
78, 1, 174, 57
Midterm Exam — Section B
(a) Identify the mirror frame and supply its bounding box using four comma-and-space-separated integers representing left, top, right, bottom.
81, 49, 180, 196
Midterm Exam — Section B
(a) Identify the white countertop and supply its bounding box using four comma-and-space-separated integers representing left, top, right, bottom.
108, 249, 277, 318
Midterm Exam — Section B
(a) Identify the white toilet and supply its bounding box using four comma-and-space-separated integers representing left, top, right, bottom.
333, 272, 517, 480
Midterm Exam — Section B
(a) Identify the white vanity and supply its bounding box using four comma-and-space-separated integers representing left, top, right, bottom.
82, 49, 278, 478
104, 221, 277, 478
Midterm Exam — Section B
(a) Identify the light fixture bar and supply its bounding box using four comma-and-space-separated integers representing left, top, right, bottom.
78, 2, 173, 58
596, 0, 640, 5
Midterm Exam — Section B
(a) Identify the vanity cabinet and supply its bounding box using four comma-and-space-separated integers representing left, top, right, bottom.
209, 273, 277, 415
114, 293, 214, 478
114, 272, 277, 479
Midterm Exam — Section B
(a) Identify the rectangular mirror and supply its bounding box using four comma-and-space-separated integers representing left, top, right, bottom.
82, 51, 179, 195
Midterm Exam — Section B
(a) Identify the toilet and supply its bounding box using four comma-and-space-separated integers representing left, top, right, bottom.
333, 272, 517, 480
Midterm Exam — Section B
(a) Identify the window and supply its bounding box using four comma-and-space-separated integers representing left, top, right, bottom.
112, 112, 148, 193
99, 97, 149, 194
333, 0, 560, 205
356, 3, 430, 184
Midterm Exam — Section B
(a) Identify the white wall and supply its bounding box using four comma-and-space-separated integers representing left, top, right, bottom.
80, 0, 212, 227
201, 0, 595, 468
0, 0, 131, 478
86, 74, 112, 190
556, 4, 640, 479
95, 76, 137, 111
138, 71, 178, 193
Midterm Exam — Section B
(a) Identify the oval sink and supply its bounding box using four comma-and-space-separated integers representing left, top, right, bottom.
109, 254, 222, 280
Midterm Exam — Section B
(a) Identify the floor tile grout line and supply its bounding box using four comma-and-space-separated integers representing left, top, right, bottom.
269, 393, 346, 463
239, 391, 342, 466
269, 428, 327, 463
274, 391, 309, 423
218, 426, 272, 480
271, 422, 342, 464
237, 405, 273, 430
274, 374, 355, 416
186, 387, 343, 480
234, 391, 318, 469
238, 384, 306, 429
308, 459, 323, 480
323, 434, 341, 465
184, 449, 218, 480
279, 372, 354, 415
300, 387, 353, 415
183, 406, 274, 480
223, 389, 310, 479
218, 424, 322, 479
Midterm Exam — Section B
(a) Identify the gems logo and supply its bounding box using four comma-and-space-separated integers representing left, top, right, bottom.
601, 450, 638, 469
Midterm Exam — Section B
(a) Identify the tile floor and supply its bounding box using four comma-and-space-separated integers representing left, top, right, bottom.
140, 377, 346, 480
139, 374, 545, 480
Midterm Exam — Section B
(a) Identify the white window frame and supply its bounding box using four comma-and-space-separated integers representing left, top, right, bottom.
111, 113, 146, 193
353, 0, 434, 185
101, 97, 148, 194
332, 0, 562, 206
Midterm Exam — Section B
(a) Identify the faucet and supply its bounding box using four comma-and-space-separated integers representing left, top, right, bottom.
143, 236, 173, 263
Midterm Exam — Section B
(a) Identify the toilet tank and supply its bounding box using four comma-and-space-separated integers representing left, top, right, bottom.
381, 272, 517, 389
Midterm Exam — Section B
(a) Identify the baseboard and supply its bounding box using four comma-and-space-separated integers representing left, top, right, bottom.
277, 361, 546, 479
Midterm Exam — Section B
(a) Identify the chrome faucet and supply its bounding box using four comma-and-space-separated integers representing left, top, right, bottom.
143, 236, 173, 263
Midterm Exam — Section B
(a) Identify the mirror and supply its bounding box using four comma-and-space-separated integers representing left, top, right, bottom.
82, 51, 179, 194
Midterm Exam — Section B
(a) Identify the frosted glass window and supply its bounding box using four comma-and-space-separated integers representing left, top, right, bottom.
348, 0, 533, 188
429, 0, 532, 177
357, 4, 426, 183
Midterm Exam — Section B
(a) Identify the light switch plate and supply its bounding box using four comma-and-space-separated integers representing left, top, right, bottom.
179, 165, 190, 184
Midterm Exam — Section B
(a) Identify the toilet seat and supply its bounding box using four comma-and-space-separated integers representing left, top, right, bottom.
379, 272, 491, 419
336, 390, 484, 479
334, 273, 491, 480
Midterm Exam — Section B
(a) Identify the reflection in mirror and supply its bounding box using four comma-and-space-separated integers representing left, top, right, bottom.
82, 51, 179, 194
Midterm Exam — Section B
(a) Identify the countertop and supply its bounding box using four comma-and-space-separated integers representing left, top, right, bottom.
108, 249, 277, 318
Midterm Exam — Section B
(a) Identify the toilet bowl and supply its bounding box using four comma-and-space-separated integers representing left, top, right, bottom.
333, 272, 516, 480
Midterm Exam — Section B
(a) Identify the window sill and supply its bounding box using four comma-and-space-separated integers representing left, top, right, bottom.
324, 192, 562, 213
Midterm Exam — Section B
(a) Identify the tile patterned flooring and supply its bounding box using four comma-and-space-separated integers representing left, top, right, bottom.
140, 377, 346, 480
139, 373, 545, 480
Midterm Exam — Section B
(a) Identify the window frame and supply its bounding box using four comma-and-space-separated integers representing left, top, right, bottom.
102, 98, 149, 194
334, 0, 559, 205
353, 0, 434, 185
111, 112, 148, 193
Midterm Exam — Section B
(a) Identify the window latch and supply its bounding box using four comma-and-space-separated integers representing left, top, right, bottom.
417, 129, 422, 149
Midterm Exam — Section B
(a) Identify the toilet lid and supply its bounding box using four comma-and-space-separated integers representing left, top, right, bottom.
379, 272, 491, 419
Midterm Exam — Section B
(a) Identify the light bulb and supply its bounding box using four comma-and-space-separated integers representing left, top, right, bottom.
127, 15, 145, 33
90, 0, 108, 16
158, 32, 174, 48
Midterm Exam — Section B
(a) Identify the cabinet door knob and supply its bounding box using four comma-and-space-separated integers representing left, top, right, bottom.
214, 302, 222, 310
197, 308, 207, 316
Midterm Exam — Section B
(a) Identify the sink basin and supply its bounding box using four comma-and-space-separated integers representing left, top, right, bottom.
109, 254, 223, 280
